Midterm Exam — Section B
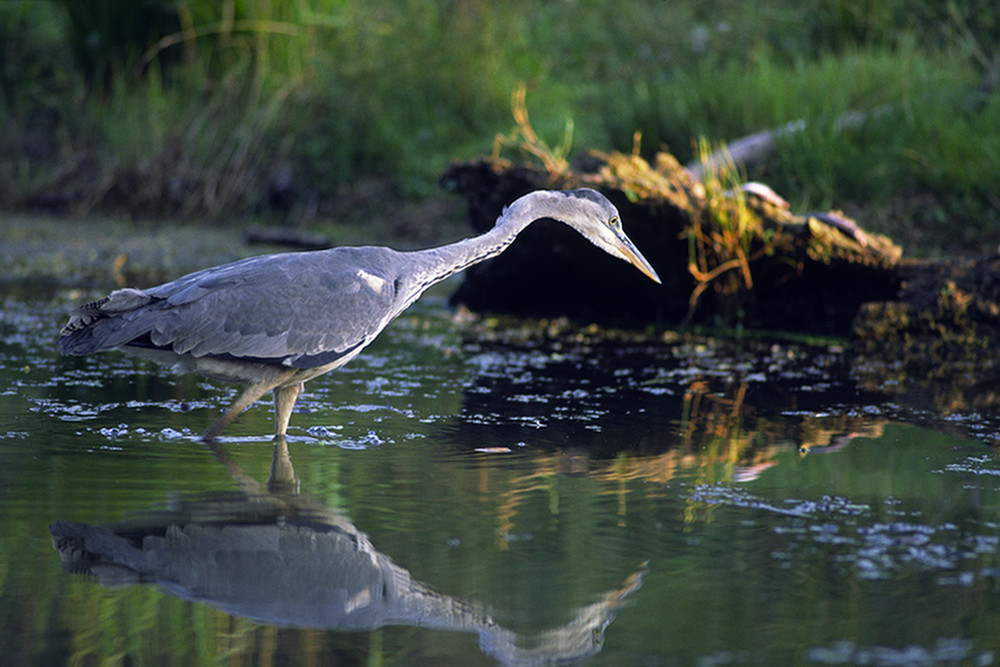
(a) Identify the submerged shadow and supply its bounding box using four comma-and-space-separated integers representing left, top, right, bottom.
51, 437, 645, 666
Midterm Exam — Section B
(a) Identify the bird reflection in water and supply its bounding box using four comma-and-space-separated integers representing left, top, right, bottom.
51, 438, 646, 665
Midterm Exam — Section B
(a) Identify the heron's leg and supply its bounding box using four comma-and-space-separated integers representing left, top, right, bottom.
202, 381, 276, 441
273, 382, 303, 438
202, 371, 295, 441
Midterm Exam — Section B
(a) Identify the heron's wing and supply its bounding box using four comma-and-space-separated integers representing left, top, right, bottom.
60, 248, 402, 368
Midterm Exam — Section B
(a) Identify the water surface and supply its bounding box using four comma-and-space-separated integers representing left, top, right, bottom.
2, 286, 1000, 665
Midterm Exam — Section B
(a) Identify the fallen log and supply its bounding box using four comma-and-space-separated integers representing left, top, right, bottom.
441, 151, 901, 335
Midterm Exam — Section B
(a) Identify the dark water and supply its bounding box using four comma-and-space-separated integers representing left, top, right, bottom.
3, 286, 1000, 666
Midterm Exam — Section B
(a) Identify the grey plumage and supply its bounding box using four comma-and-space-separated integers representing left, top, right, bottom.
59, 188, 660, 439
62, 248, 402, 367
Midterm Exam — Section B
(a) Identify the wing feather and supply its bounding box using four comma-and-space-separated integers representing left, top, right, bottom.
59, 247, 404, 368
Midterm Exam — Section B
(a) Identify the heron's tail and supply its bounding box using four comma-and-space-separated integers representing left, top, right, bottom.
59, 288, 156, 355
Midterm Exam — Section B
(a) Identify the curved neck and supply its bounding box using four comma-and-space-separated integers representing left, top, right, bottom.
396, 194, 548, 307
418, 217, 527, 280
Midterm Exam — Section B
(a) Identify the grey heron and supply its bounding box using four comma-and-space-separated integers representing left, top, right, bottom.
59, 188, 660, 440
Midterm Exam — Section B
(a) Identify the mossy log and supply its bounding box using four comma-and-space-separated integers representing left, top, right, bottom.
441, 151, 902, 335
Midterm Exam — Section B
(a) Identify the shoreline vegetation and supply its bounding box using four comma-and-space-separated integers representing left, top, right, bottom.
1, 1, 998, 259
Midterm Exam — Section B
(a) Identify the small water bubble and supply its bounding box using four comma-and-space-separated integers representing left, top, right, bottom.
937, 571, 976, 587
99, 423, 128, 438
809, 523, 840, 535
359, 430, 385, 446
855, 558, 887, 580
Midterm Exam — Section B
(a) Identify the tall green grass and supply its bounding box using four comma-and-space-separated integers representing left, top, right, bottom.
2, 0, 998, 254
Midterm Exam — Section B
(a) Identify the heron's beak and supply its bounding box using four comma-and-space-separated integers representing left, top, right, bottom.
614, 231, 661, 284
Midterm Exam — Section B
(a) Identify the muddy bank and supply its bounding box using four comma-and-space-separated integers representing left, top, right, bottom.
851, 253, 1000, 409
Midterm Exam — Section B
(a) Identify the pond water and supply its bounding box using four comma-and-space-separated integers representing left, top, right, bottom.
3, 284, 1000, 666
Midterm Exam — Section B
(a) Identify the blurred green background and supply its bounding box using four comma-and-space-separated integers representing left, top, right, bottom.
1, 0, 997, 256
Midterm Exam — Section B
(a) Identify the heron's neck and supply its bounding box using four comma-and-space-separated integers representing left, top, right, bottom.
403, 207, 534, 295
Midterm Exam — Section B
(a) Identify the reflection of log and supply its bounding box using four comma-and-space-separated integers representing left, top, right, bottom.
441, 154, 902, 334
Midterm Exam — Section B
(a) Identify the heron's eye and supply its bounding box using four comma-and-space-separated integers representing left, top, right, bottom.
608, 216, 620, 228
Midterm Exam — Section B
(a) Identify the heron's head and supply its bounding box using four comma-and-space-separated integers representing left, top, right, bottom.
510, 188, 661, 284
